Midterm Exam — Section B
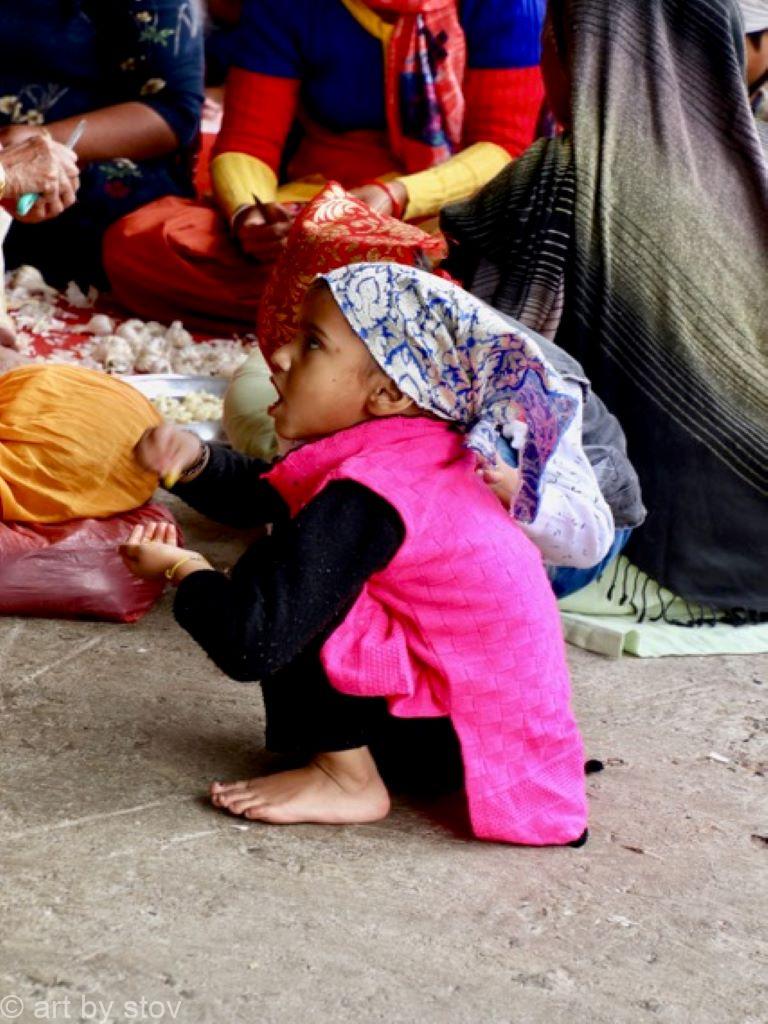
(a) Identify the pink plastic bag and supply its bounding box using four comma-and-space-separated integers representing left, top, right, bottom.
0, 503, 181, 622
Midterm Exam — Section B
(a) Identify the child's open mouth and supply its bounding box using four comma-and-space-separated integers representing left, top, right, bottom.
268, 379, 284, 416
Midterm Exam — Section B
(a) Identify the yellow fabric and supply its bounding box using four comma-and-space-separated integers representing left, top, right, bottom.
0, 365, 161, 523
398, 141, 512, 220
338, 0, 395, 44
245, 147, 510, 221
211, 152, 278, 219
275, 178, 328, 204
223, 349, 279, 461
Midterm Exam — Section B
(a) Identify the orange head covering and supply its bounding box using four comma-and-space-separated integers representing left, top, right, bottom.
0, 364, 160, 523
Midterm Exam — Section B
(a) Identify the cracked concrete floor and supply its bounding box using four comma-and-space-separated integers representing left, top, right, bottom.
1, 500, 766, 1024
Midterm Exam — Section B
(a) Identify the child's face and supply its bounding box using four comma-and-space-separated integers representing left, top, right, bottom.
269, 284, 392, 441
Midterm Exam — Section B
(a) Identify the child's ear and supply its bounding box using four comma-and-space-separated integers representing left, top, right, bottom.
365, 377, 417, 418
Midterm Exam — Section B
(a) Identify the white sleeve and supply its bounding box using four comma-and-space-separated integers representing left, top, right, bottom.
516, 397, 615, 569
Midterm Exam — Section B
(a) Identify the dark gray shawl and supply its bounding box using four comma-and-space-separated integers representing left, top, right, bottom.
443, 0, 768, 613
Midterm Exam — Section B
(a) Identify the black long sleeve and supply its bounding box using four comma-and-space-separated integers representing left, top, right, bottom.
171, 443, 287, 528
173, 479, 405, 682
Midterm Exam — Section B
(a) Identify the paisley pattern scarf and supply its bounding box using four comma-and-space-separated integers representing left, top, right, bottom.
320, 262, 577, 524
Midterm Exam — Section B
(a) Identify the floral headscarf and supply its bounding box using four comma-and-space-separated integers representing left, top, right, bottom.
320, 262, 577, 523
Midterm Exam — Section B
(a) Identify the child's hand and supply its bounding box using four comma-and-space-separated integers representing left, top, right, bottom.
119, 522, 209, 581
135, 424, 203, 485
477, 457, 522, 511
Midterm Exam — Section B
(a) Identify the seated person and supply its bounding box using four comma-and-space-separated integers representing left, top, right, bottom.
0, 0, 204, 288
103, 0, 547, 331
441, 0, 768, 621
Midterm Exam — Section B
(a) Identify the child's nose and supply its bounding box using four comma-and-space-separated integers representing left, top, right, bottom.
272, 344, 291, 371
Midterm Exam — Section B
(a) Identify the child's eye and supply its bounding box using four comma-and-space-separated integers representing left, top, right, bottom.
306, 335, 322, 351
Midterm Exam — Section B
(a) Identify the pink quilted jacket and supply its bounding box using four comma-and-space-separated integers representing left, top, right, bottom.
267, 417, 587, 845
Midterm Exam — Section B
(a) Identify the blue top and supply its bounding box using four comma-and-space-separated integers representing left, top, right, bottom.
231, 0, 545, 135
0, 0, 204, 221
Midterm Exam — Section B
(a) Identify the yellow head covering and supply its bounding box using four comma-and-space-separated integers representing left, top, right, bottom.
0, 364, 160, 523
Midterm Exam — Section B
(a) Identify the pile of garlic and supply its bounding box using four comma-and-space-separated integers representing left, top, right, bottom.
5, 265, 69, 341
152, 392, 225, 424
4, 265, 250, 378
80, 315, 248, 377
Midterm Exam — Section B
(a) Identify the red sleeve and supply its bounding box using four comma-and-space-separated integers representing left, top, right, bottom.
213, 67, 301, 172
462, 66, 545, 157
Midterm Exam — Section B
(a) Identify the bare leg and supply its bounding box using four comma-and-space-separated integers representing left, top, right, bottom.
210, 746, 390, 825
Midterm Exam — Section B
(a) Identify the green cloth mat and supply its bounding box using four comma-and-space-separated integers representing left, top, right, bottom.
558, 558, 768, 658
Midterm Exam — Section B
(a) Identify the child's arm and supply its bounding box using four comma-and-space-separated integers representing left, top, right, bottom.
173, 481, 405, 682
171, 442, 287, 528
135, 424, 286, 528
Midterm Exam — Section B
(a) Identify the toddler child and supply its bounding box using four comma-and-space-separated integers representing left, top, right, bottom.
121, 263, 588, 846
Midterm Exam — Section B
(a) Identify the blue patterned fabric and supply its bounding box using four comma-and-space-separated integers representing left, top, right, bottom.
321, 262, 577, 524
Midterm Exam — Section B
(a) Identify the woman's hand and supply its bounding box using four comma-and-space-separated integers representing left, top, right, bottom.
349, 180, 407, 219
0, 131, 80, 222
233, 202, 294, 261
119, 522, 210, 581
135, 423, 203, 482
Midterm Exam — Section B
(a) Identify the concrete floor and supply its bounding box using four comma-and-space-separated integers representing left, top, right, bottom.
1, 500, 766, 1024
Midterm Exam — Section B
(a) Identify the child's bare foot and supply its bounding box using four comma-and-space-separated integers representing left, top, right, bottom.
210, 747, 390, 825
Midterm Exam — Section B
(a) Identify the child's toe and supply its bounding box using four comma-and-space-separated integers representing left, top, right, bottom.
226, 793, 266, 815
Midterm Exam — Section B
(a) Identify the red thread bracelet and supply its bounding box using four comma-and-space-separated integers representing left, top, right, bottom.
363, 179, 405, 219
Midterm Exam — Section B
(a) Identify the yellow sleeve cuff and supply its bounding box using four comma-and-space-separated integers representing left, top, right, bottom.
398, 142, 512, 221
211, 153, 278, 220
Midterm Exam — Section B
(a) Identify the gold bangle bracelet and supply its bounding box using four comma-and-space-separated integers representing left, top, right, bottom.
164, 554, 206, 583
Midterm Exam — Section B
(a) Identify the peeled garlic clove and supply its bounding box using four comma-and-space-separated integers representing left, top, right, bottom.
10, 265, 57, 296
94, 335, 134, 374
116, 318, 148, 338
135, 353, 172, 374
83, 314, 115, 336
115, 325, 145, 352
65, 281, 97, 308
166, 320, 193, 348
